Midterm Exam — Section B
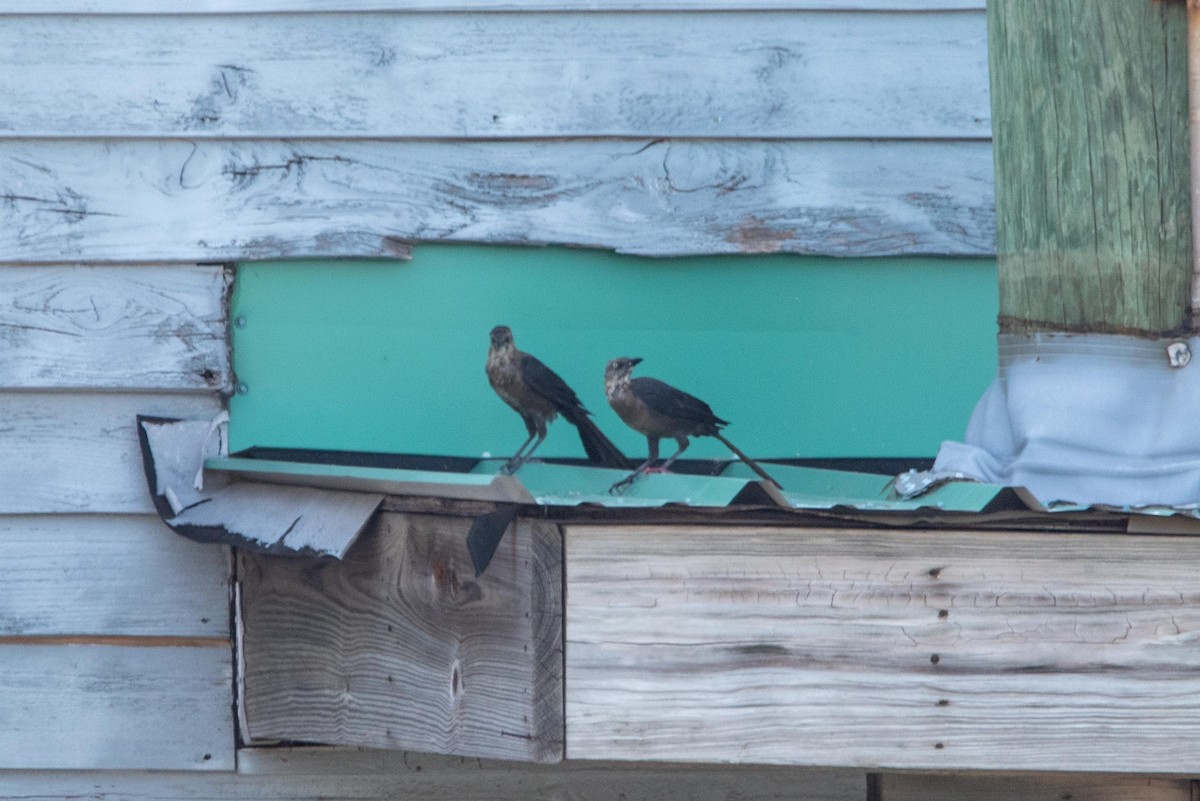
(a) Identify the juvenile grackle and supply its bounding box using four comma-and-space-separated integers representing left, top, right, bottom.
486, 326, 630, 474
604, 356, 782, 492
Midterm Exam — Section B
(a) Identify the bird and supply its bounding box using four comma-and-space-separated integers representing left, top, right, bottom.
486, 326, 631, 474
604, 356, 782, 493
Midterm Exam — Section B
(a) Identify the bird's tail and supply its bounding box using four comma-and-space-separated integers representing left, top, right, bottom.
714, 432, 783, 490
563, 408, 632, 470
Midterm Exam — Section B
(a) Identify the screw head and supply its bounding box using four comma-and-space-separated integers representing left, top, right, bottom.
235, 316, 247, 328
236, 383, 249, 395
1167, 341, 1191, 369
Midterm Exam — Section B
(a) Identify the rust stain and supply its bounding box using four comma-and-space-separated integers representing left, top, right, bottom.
724, 215, 796, 254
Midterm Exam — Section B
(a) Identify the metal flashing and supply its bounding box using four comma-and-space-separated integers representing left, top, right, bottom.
137, 417, 384, 558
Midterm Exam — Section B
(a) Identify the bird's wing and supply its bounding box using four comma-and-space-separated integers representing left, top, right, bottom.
629, 377, 726, 426
517, 352, 587, 413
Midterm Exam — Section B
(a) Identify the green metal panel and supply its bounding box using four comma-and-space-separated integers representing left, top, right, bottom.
230, 246, 997, 459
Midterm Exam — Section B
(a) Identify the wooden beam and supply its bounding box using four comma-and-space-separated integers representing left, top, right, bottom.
0, 514, 229, 637
0, 748, 866, 801
0, 264, 230, 392
0, 642, 233, 770
988, 1, 1192, 334
239, 512, 564, 762
0, 11, 986, 140
566, 526, 1200, 772
0, 139, 994, 262
0, 391, 222, 514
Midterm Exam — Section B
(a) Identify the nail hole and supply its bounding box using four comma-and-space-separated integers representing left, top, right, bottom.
934, 742, 944, 750
930, 654, 940, 664
938, 609, 949, 619
936, 699, 950, 706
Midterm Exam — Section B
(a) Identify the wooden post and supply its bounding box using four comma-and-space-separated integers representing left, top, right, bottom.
989, 1, 1192, 335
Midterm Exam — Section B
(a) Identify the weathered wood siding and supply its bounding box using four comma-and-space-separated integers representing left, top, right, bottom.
566, 525, 1200, 773
0, 263, 233, 770
0, 5, 992, 262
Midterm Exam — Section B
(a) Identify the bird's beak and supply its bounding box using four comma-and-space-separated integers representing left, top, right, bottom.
630, 357, 643, 366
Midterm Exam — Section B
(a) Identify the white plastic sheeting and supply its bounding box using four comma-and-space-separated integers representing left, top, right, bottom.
929, 333, 1200, 508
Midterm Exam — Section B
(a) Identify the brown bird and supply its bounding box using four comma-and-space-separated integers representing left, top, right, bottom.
604, 356, 782, 492
486, 326, 631, 474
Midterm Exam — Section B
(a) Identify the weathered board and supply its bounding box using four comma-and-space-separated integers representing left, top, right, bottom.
0, 514, 229, 637
566, 526, 1200, 772
882, 773, 1193, 801
0, 139, 995, 262
0, 748, 865, 801
0, 642, 232, 770
0, 11, 987, 139
989, 0, 1191, 334
239, 513, 563, 762
0, 264, 230, 391
0, 391, 222, 514
0, 1, 987, 12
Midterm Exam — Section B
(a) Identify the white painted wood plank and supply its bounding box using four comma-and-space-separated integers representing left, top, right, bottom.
0, 1, 986, 12
0, 11, 987, 139
883, 773, 1192, 801
0, 264, 230, 391
565, 526, 1200, 773
0, 749, 865, 800
0, 139, 995, 261
0, 643, 232, 770
0, 514, 229, 637
0, 392, 222, 514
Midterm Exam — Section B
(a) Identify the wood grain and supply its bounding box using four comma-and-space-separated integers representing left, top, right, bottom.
239, 512, 564, 762
0, 264, 230, 391
566, 526, 1200, 772
0, 391, 222, 513
0, 514, 229, 637
0, 643, 232, 770
0, 748, 865, 801
989, 1, 1191, 334
0, 11, 987, 139
0, 139, 995, 261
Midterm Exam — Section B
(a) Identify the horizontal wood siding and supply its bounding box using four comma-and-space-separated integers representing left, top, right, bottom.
0, 392, 223, 513
0, 139, 994, 262
0, 514, 229, 637
0, 12, 987, 140
0, 264, 230, 391
566, 526, 1200, 772
239, 514, 564, 762
0, 643, 232, 770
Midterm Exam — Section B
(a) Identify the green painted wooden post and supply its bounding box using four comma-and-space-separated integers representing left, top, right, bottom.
988, 0, 1192, 335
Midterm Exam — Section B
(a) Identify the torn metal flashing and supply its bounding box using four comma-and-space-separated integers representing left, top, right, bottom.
138, 416, 383, 557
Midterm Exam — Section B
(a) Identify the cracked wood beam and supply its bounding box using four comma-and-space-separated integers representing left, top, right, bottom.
988, 1, 1192, 335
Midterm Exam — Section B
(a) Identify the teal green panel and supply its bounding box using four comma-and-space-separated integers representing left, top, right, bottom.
229, 246, 997, 459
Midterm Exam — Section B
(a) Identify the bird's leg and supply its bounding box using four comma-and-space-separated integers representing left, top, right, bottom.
609, 438, 659, 493
501, 423, 539, 474
650, 435, 690, 473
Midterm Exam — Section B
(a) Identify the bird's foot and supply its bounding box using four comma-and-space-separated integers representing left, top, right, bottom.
608, 471, 642, 495
642, 466, 671, 474
499, 457, 524, 475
